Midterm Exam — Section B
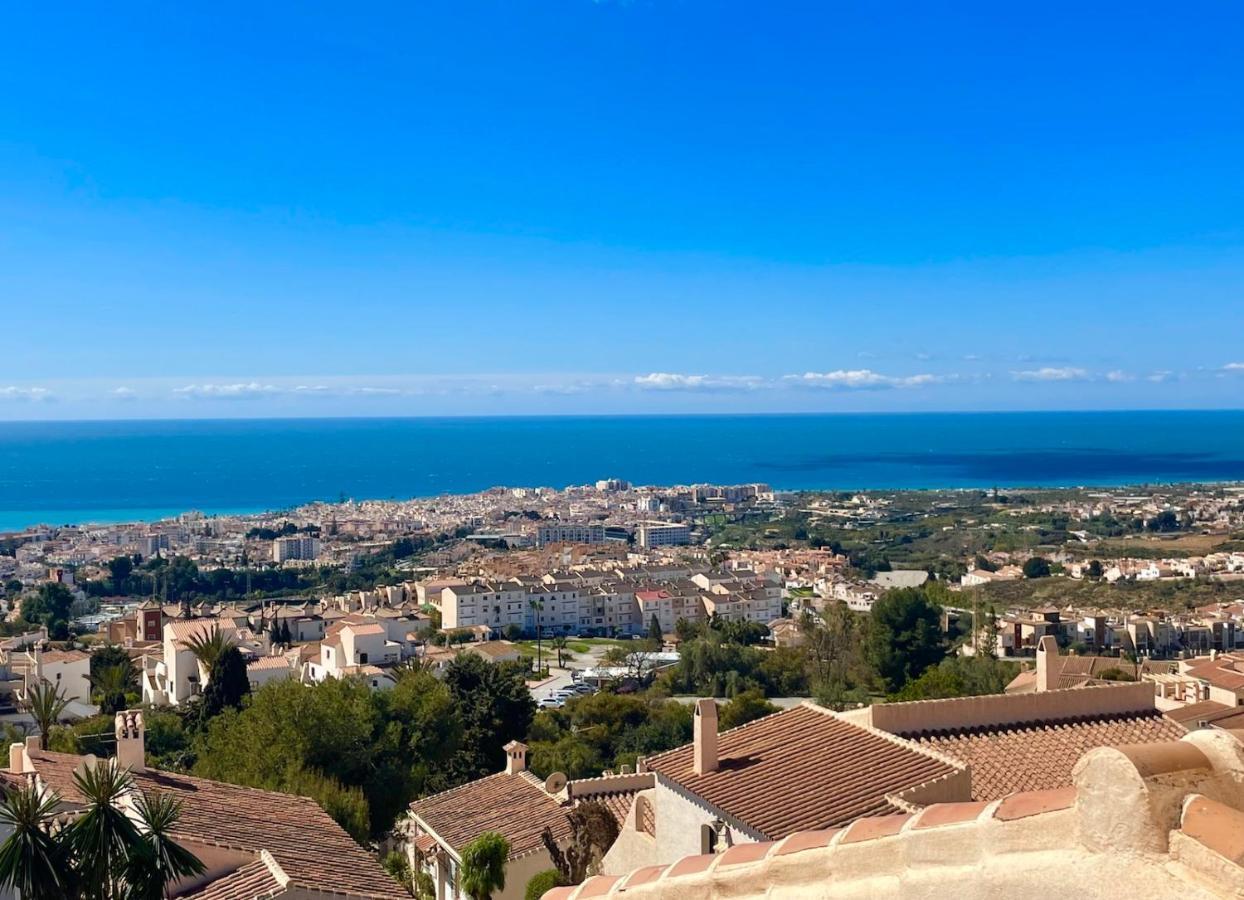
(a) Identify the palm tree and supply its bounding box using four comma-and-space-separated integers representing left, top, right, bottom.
67, 760, 143, 899
528, 599, 545, 673
183, 625, 231, 685
91, 663, 133, 716
23, 680, 69, 750
125, 791, 205, 900
0, 783, 71, 899
551, 636, 568, 669
459, 831, 509, 900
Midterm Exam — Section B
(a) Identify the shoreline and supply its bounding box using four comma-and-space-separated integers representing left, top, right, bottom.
5, 478, 1243, 536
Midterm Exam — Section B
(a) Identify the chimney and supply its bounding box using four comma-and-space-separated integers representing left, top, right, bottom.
693, 698, 718, 775
115, 710, 146, 773
503, 740, 527, 775
8, 743, 29, 774
1036, 635, 1059, 693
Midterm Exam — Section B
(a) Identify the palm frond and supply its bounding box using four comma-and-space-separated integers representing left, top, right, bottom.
0, 783, 71, 900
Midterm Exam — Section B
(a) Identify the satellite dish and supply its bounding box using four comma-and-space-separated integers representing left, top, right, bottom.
545, 772, 568, 794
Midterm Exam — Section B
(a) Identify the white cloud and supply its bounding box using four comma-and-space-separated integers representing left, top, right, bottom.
1105, 370, 1133, 383
784, 369, 941, 390
1223, 363, 1244, 372
632, 373, 764, 392
1011, 367, 1089, 382
0, 386, 51, 401
173, 382, 284, 398
1146, 370, 1175, 383
172, 381, 409, 399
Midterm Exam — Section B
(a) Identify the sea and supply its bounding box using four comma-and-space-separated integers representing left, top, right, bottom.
1, 411, 1244, 533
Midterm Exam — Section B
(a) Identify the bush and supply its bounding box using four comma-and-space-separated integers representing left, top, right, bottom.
1022, 557, 1052, 579
525, 869, 564, 900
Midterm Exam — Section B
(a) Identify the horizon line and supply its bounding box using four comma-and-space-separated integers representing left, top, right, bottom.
4, 406, 1244, 426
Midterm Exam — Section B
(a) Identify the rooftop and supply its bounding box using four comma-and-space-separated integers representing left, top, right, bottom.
7, 747, 405, 899
643, 705, 958, 839
908, 709, 1187, 801
408, 770, 574, 860
548, 728, 1244, 900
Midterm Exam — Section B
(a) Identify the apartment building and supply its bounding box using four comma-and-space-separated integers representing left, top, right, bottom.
636, 521, 691, 549
272, 535, 322, 562
536, 523, 606, 547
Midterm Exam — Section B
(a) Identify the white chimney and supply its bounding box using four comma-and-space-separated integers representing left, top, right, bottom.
503, 740, 527, 775
693, 698, 718, 775
8, 743, 29, 774
1036, 635, 1059, 693
115, 710, 146, 773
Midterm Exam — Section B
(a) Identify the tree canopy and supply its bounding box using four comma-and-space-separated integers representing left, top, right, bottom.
866, 586, 947, 693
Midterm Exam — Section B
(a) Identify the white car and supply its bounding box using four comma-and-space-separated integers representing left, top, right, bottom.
538, 696, 564, 709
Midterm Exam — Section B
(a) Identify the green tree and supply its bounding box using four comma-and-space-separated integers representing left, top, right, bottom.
23, 681, 69, 750
525, 869, 564, 900
443, 656, 535, 782
647, 614, 663, 647
382, 850, 415, 894
92, 663, 134, 716
0, 783, 71, 899
201, 645, 251, 718
106, 556, 133, 587
718, 689, 777, 730
67, 761, 144, 899
183, 624, 232, 675
124, 791, 207, 900
529, 598, 545, 671
551, 636, 568, 668
1022, 557, 1052, 579
459, 832, 510, 900
866, 587, 946, 693
21, 583, 75, 639
193, 665, 463, 839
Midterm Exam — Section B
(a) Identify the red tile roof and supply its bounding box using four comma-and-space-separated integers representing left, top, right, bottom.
20, 750, 405, 899
408, 771, 573, 860
643, 705, 957, 839
908, 711, 1186, 801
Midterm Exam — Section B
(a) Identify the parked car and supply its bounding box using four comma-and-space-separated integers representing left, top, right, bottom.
538, 696, 564, 709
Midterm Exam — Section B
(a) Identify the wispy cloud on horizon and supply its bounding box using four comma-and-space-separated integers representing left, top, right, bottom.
784, 370, 941, 390
0, 386, 53, 401
1011, 367, 1089, 382
632, 373, 766, 392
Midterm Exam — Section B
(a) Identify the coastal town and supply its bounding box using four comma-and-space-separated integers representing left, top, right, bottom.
4, 2, 1243, 896
2, 479, 1244, 896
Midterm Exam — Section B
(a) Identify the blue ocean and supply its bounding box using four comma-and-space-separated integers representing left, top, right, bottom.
2, 412, 1244, 532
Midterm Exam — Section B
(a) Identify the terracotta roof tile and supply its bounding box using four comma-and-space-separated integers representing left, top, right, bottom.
909, 711, 1186, 802
715, 841, 775, 867
840, 813, 910, 844
181, 858, 284, 900
26, 751, 404, 899
643, 706, 955, 839
577, 875, 622, 898
994, 786, 1077, 821
1181, 794, 1244, 865
408, 771, 573, 860
774, 828, 840, 856
913, 801, 989, 829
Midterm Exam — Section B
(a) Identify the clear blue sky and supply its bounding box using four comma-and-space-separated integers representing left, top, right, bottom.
2, 1, 1242, 419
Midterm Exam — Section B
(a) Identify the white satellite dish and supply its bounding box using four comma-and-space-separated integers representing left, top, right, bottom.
545, 772, 568, 794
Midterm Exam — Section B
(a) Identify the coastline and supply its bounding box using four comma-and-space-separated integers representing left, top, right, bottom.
4, 410, 1244, 533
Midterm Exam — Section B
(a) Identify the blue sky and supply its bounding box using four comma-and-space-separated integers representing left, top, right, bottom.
1, 1, 1243, 419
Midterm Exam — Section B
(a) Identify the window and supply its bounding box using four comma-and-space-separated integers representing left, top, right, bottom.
700, 823, 717, 855
359, 652, 368, 664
